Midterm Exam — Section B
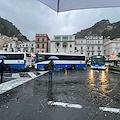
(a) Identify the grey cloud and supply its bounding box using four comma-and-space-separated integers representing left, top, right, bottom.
0, 0, 120, 41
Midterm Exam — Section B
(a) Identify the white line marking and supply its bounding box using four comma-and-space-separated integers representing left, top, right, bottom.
12, 73, 20, 78
100, 107, 120, 114
48, 101, 82, 109
27, 72, 37, 78
0, 71, 48, 95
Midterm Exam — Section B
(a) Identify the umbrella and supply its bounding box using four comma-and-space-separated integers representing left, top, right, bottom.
37, 0, 120, 12
0, 55, 7, 60
48, 56, 59, 59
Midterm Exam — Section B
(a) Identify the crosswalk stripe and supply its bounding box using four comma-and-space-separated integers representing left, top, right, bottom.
12, 73, 20, 78
27, 72, 37, 78
48, 101, 82, 109
0, 71, 49, 95
100, 107, 120, 114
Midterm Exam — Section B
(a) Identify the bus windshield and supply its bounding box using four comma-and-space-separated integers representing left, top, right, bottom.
91, 56, 105, 64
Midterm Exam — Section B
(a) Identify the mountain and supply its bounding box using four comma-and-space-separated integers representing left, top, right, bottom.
0, 17, 29, 41
74, 19, 120, 40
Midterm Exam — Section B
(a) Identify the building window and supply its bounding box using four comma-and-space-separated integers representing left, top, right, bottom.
26, 44, 28, 47
56, 43, 59, 47
32, 44, 33, 47
81, 47, 83, 50
87, 41, 89, 44
42, 51, 44, 53
88, 53, 89, 56
62, 37, 68, 41
98, 53, 100, 55
88, 47, 89, 50
75, 47, 77, 50
37, 44, 39, 48
70, 44, 72, 47
10, 44, 12, 48
98, 41, 100, 44
56, 49, 58, 52
42, 38, 44, 42
55, 37, 61, 41
81, 53, 83, 54
38, 38, 39, 42
92, 47, 94, 50
92, 41, 94, 44
92, 52, 94, 55
42, 44, 44, 48
81, 40, 83, 44
69, 36, 72, 40
98, 47, 100, 50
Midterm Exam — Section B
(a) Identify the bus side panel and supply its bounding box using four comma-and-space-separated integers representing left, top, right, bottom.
5, 60, 25, 69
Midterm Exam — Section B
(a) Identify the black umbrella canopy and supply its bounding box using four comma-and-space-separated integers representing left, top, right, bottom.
37, 0, 120, 12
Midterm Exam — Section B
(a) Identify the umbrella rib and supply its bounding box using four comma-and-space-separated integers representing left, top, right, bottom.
57, 0, 59, 13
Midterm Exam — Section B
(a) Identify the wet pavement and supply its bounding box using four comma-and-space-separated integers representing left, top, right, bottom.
0, 69, 120, 120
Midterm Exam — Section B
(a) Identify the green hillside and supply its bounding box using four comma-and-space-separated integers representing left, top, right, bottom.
0, 17, 29, 41
74, 19, 120, 40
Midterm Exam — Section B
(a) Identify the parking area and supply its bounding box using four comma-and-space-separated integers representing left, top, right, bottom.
0, 69, 120, 120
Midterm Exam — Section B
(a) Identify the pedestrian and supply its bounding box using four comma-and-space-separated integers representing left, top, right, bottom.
0, 59, 5, 83
48, 59, 54, 81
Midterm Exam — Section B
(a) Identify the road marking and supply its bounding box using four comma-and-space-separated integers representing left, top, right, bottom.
0, 71, 48, 95
48, 101, 82, 109
12, 73, 20, 78
27, 72, 37, 78
100, 107, 120, 114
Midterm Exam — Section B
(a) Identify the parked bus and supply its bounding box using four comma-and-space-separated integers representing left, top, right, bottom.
91, 55, 106, 69
0, 52, 32, 70
35, 53, 86, 70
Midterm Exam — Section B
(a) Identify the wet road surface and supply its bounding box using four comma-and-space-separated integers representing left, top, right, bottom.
0, 69, 120, 120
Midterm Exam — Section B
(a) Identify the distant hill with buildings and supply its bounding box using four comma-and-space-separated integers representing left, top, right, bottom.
74, 19, 120, 40
0, 17, 29, 41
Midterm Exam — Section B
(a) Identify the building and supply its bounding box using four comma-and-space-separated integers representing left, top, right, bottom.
3, 40, 35, 54
17, 41, 35, 53
75, 36, 104, 60
50, 35, 75, 54
104, 38, 120, 60
0, 34, 16, 50
35, 34, 49, 53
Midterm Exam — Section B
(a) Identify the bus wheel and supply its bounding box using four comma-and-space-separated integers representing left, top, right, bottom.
70, 65, 76, 70
44, 64, 48, 71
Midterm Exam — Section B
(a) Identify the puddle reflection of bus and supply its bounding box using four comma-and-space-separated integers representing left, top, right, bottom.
91, 55, 106, 70
0, 52, 32, 70
35, 53, 86, 70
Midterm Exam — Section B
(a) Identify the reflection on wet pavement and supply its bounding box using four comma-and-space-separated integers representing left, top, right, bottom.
0, 69, 120, 120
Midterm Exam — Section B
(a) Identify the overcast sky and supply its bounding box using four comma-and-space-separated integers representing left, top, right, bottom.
0, 0, 120, 41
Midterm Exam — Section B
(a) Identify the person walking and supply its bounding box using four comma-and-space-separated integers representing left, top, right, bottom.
0, 59, 5, 83
48, 60, 54, 81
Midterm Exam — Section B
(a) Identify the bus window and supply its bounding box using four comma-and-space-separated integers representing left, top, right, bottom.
38, 55, 45, 61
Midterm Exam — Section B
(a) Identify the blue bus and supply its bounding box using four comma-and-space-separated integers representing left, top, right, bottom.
0, 52, 32, 69
35, 53, 86, 70
91, 55, 106, 69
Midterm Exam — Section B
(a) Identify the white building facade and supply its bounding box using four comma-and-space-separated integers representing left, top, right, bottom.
17, 41, 35, 53
75, 36, 104, 60
3, 40, 35, 54
50, 35, 75, 54
104, 38, 120, 60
